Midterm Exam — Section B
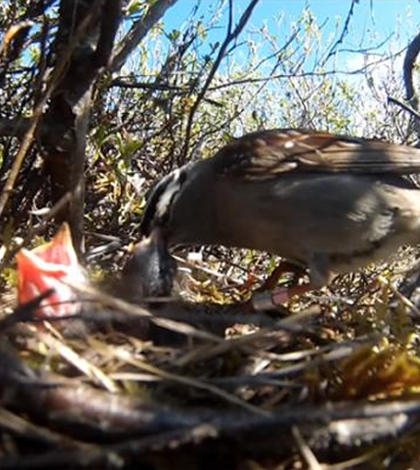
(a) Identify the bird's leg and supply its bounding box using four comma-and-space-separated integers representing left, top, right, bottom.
252, 282, 318, 310
251, 254, 331, 311
258, 260, 307, 291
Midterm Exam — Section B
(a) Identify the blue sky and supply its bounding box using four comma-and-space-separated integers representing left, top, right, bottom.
157, 1, 420, 137
162, 1, 420, 65
163, 1, 420, 35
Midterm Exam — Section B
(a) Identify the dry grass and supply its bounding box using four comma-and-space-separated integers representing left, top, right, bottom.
2, 242, 420, 469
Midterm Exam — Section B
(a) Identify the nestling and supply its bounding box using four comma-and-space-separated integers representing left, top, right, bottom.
120, 227, 177, 303
137, 129, 420, 309
16, 223, 87, 319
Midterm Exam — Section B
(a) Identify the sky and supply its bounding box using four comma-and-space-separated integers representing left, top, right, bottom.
163, 1, 420, 36
162, 0, 420, 68
156, 0, 420, 137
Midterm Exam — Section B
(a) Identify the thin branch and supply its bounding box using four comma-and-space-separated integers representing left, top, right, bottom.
109, 0, 178, 73
0, 0, 103, 221
404, 31, 420, 103
0, 191, 72, 272
94, 0, 121, 68
321, 0, 360, 65
180, 0, 260, 162
403, 30, 420, 137
388, 96, 420, 122
111, 78, 186, 92
205, 52, 405, 91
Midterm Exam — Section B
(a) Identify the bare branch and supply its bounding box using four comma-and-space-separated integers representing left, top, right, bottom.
0, 1, 106, 222
181, 0, 260, 162
404, 31, 420, 104
388, 96, 420, 122
321, 0, 360, 65
109, 0, 179, 73
94, 0, 121, 68
403, 30, 420, 137
39, 0, 122, 251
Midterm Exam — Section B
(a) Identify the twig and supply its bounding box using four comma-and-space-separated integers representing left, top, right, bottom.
321, 0, 360, 65
292, 426, 322, 470
0, 1, 103, 221
388, 95, 420, 122
181, 0, 260, 162
0, 191, 72, 272
109, 0, 178, 73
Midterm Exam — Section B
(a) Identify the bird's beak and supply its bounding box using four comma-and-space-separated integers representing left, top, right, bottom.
121, 227, 177, 301
16, 223, 86, 318
147, 227, 167, 253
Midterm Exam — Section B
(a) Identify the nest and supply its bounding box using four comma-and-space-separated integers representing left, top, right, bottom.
2, 245, 420, 469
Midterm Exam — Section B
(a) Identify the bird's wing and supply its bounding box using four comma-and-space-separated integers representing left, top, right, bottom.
213, 129, 420, 180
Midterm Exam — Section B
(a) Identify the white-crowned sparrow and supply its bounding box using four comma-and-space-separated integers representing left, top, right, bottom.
137, 129, 420, 309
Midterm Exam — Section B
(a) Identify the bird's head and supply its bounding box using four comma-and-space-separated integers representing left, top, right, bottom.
121, 227, 177, 303
16, 223, 86, 318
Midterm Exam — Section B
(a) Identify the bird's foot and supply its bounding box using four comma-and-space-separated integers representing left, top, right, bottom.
258, 261, 307, 292
251, 284, 314, 311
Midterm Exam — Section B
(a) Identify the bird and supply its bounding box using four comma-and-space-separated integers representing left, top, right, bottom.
16, 223, 87, 319
15, 223, 176, 321
119, 227, 177, 303
138, 128, 420, 310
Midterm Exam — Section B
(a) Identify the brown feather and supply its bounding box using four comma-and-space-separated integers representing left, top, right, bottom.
214, 129, 420, 180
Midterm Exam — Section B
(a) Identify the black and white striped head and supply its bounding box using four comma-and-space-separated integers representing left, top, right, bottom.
140, 166, 189, 238
123, 166, 191, 301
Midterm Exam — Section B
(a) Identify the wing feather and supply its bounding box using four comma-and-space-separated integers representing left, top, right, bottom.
213, 129, 420, 180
